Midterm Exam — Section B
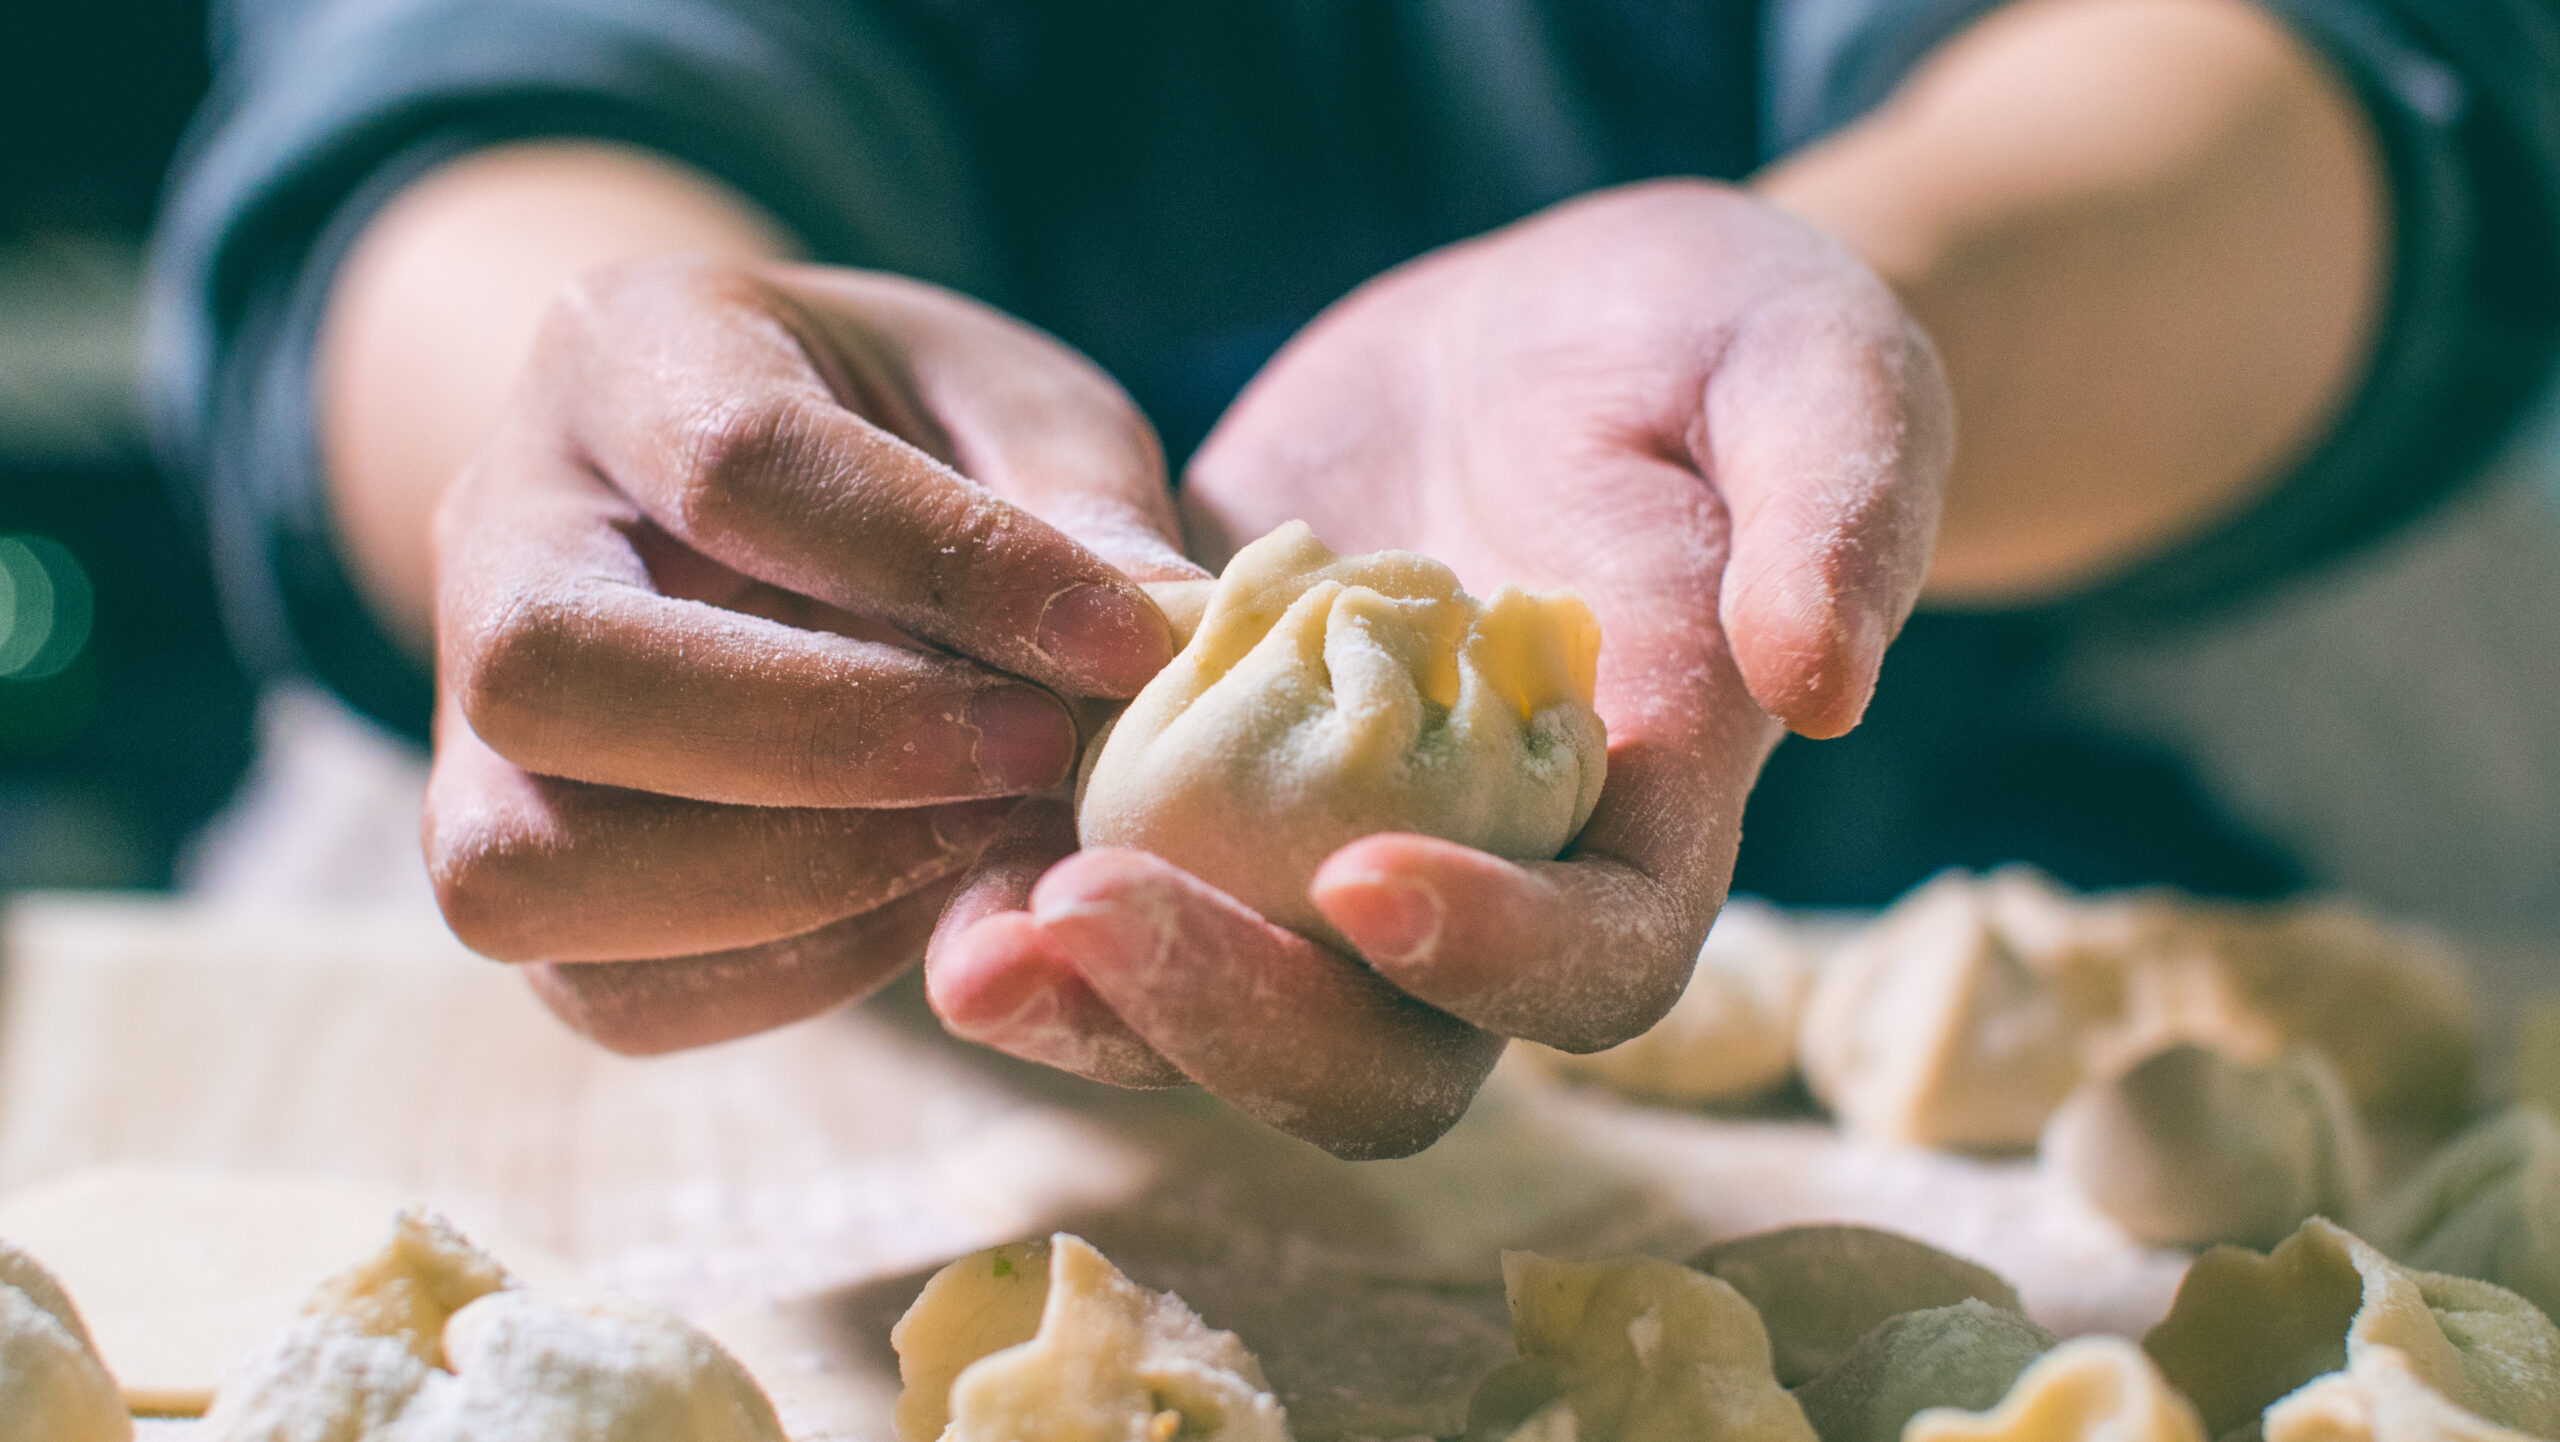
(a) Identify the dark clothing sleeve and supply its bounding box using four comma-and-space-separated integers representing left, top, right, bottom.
145, 0, 993, 742
147, 0, 2560, 746
1772, 0, 2560, 625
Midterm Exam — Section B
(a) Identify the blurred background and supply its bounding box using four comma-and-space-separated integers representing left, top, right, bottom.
2, 2, 2558, 945
0, 0, 255, 890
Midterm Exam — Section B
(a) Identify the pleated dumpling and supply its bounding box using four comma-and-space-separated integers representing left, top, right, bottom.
1078, 522, 1607, 944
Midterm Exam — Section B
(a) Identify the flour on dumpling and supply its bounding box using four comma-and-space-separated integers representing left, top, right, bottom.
1079, 522, 1606, 944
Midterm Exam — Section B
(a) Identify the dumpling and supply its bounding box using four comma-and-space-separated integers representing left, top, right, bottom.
2043, 1045, 2369, 1250
2141, 1217, 2560, 1441
1902, 1336, 2206, 1442
1463, 1251, 1814, 1442
1077, 522, 1606, 945
1688, 1224, 2027, 1387
2265, 1345, 2541, 1442
0, 1239, 130, 1442
2359, 1107, 2560, 1326
1799, 872, 2087, 1150
891, 1234, 1291, 1442
1805, 871, 2478, 1153
2096, 902, 2477, 1132
1791, 1300, 2055, 1442
1524, 900, 1815, 1106
201, 1209, 783, 1442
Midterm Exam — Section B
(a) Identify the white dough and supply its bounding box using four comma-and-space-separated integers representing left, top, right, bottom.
1903, 1337, 2205, 1442
0, 1238, 131, 1442
198, 1208, 783, 1442
892, 1233, 1292, 1442
2044, 1045, 2369, 1250
1078, 522, 1606, 946
0, 1165, 570, 1417
1461, 1251, 1814, 1442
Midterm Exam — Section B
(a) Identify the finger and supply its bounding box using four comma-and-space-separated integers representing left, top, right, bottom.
924, 801, 1184, 1088
523, 879, 954, 1055
542, 257, 1175, 696
779, 269, 1209, 589
437, 440, 1077, 807
1315, 465, 1782, 1051
426, 708, 1015, 963
1029, 849, 1505, 1159
1702, 246, 1952, 738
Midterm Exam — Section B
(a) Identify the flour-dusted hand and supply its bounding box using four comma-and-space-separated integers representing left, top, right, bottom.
424, 256, 1202, 1051
930, 181, 1950, 1157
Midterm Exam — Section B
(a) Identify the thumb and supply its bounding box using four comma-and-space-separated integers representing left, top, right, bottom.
1701, 279, 1951, 738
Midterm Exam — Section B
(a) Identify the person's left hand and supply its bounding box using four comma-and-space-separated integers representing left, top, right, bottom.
925, 180, 1952, 1157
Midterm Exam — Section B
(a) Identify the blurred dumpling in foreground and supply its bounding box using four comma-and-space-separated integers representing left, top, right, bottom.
1078, 522, 1607, 946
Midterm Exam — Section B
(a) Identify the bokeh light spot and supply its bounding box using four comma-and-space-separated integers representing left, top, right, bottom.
0, 535, 95, 681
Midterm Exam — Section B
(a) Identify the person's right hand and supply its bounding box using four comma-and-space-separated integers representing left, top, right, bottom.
423, 257, 1204, 1052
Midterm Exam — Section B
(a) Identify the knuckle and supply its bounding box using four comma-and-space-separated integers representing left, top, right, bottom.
449, 586, 584, 760
669, 396, 812, 544
423, 805, 546, 964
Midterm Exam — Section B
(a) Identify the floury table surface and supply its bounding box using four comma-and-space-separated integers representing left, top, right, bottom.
0, 893, 2388, 1439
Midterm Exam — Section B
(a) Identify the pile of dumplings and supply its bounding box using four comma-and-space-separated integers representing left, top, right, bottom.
0, 1210, 788, 1441
891, 1214, 2560, 1442
1529, 868, 2500, 1256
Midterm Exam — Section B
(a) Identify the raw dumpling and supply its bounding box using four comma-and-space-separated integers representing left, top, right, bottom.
1799, 873, 2087, 1150
1806, 871, 2478, 1152
1791, 1300, 2055, 1442
2265, 1345, 2541, 1442
1077, 521, 1607, 945
1463, 1251, 1814, 1442
200, 1209, 783, 1442
2098, 902, 2476, 1131
1525, 900, 1815, 1105
2043, 1045, 2369, 1250
0, 1239, 130, 1442
1688, 1224, 2026, 1386
2141, 1217, 2560, 1440
891, 1234, 1291, 1442
2360, 1107, 2560, 1326
1903, 1336, 2206, 1442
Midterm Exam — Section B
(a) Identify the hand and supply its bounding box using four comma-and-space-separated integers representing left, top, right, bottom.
926, 180, 1952, 1156
424, 256, 1204, 1052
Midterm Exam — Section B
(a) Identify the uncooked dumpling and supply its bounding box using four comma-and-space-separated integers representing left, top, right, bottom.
2044, 1045, 2369, 1250
2058, 897, 2476, 1130
2360, 1107, 2560, 1326
200, 1209, 783, 1442
2264, 1345, 2540, 1442
0, 1239, 130, 1442
1463, 1251, 1814, 1442
1799, 872, 2086, 1150
1688, 1224, 2027, 1386
2141, 1217, 2560, 1440
1791, 1299, 2055, 1442
1525, 900, 1815, 1105
1903, 1336, 2205, 1442
1077, 521, 1607, 945
891, 1234, 1291, 1442
1806, 872, 2478, 1152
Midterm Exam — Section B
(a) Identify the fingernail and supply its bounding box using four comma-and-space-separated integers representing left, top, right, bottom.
965, 687, 1075, 791
1036, 583, 1170, 690
930, 800, 1018, 853
1335, 877, 1444, 968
